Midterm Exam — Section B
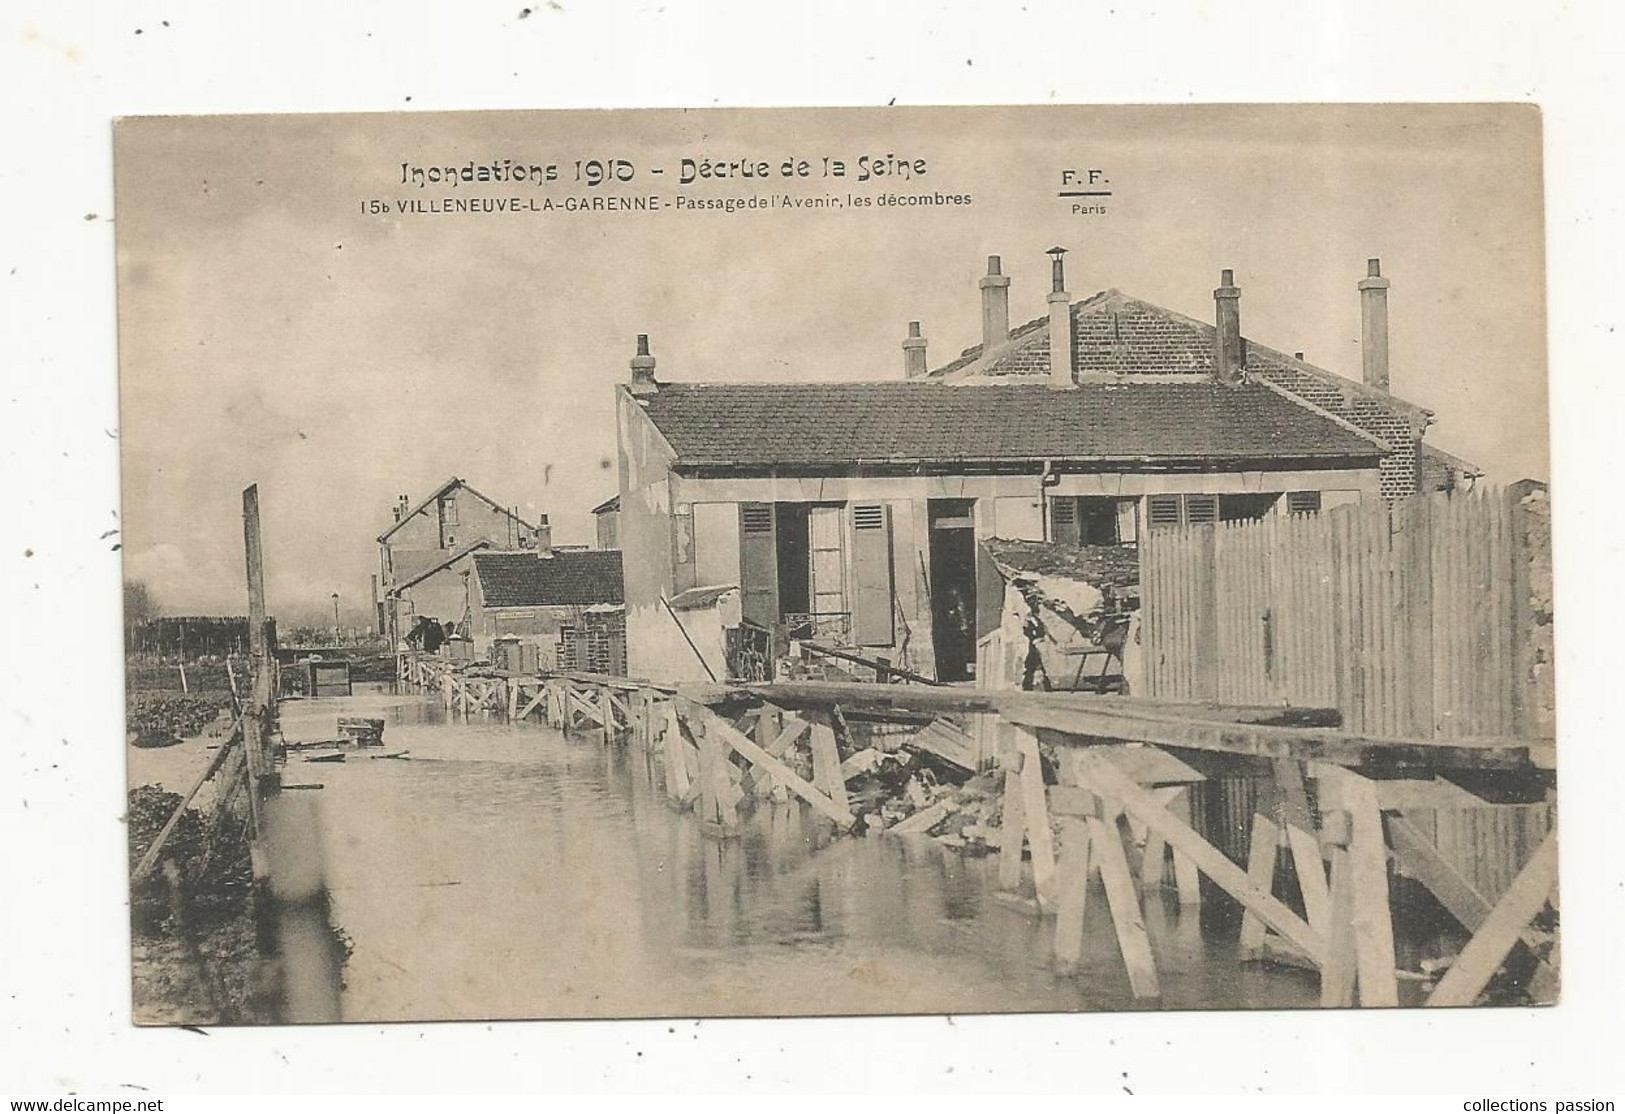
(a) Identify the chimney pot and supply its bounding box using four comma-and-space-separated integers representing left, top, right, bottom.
629, 333, 659, 395
1213, 269, 1244, 385
902, 319, 929, 378
978, 254, 1012, 352
1358, 258, 1392, 391
1046, 245, 1069, 294
1046, 247, 1073, 388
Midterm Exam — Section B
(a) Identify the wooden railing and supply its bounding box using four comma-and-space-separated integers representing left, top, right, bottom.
397, 650, 1557, 1010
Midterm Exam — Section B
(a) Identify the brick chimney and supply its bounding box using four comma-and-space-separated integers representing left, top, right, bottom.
1358, 257, 1391, 391
629, 333, 658, 396
532, 514, 553, 555
979, 255, 1011, 352
1213, 268, 1243, 385
1046, 246, 1073, 388
902, 320, 928, 378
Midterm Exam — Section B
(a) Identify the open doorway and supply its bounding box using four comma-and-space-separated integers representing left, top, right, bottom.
928, 499, 978, 681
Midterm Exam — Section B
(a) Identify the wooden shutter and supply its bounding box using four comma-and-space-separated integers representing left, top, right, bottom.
1147, 494, 1182, 530
1184, 494, 1219, 525
850, 503, 895, 646
1050, 496, 1080, 546
1285, 490, 1323, 516
738, 502, 778, 628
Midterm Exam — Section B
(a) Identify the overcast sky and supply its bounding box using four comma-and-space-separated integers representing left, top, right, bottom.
114, 104, 1546, 625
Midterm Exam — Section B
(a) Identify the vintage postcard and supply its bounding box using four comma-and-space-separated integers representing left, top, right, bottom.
115, 104, 1554, 1025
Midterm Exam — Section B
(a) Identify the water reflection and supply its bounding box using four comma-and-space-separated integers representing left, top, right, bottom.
288, 690, 1319, 1021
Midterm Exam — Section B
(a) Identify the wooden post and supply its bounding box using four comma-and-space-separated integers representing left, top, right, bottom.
1011, 725, 1057, 910
600, 684, 615, 745
1091, 812, 1161, 1000
997, 744, 1027, 893
1052, 818, 1093, 973
240, 485, 271, 835
1171, 786, 1202, 907
1239, 814, 1281, 959
809, 720, 850, 816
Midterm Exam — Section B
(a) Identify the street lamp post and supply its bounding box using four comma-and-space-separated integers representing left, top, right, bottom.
331, 592, 341, 644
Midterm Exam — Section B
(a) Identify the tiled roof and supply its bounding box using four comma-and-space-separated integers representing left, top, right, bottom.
590, 494, 620, 515
635, 379, 1385, 467
931, 289, 1429, 419
473, 550, 624, 609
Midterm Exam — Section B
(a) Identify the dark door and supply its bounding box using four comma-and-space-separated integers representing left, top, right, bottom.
928, 499, 978, 681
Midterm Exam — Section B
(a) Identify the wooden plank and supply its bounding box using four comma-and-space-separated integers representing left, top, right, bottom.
1239, 814, 1281, 959
676, 699, 855, 829
889, 800, 952, 836
1332, 770, 1399, 1006
1320, 845, 1358, 1007
662, 703, 690, 803
907, 719, 977, 771
1428, 834, 1558, 1007
131, 731, 243, 881
1052, 818, 1093, 973
1070, 750, 1322, 961
1090, 814, 1161, 999
1274, 758, 1331, 934
1170, 786, 1202, 907
997, 758, 1027, 892
1013, 726, 1058, 910
721, 680, 1541, 771
808, 722, 851, 816
1389, 813, 1559, 994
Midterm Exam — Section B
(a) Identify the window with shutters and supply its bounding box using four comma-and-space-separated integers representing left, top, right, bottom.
1285, 490, 1323, 516
1184, 494, 1218, 525
1147, 494, 1183, 529
1147, 493, 1222, 530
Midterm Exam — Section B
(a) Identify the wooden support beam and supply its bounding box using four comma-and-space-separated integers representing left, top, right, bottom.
1069, 750, 1323, 962
1329, 770, 1399, 1006
1052, 818, 1094, 974
1170, 787, 1202, 907
997, 752, 1027, 892
809, 721, 850, 816
600, 684, 616, 745
691, 714, 738, 829
675, 699, 856, 830
1274, 759, 1331, 934
1321, 845, 1359, 1007
889, 800, 952, 836
662, 702, 690, 804
1239, 815, 1281, 959
1428, 834, 1558, 1007
1091, 813, 1161, 1000
1389, 814, 1559, 1003
1011, 725, 1057, 911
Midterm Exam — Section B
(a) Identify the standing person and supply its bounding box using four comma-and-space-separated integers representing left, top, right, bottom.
421, 617, 444, 655
1020, 592, 1053, 692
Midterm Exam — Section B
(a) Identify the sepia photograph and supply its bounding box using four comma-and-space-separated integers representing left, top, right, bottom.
111, 103, 1556, 1026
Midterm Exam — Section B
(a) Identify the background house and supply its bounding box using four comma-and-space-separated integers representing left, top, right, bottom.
614, 249, 1461, 684
376, 477, 549, 644
391, 545, 626, 672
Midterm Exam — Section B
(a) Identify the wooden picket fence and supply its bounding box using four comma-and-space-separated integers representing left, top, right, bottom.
1140, 488, 1540, 741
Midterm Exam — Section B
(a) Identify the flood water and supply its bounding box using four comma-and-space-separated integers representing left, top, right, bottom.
278, 688, 1320, 1021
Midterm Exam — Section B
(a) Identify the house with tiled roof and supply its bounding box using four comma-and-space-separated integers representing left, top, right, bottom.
390, 544, 627, 673
613, 250, 1477, 684
376, 476, 551, 645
